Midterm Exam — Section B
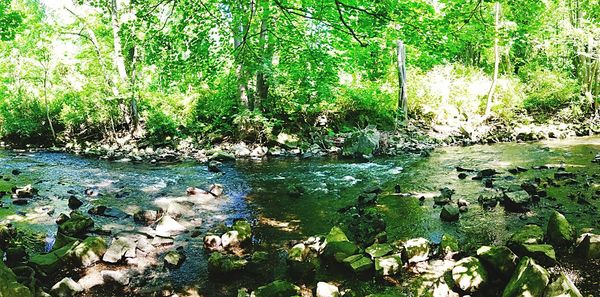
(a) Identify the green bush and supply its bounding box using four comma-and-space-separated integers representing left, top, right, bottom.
335, 82, 397, 130
0, 94, 56, 145
522, 68, 579, 112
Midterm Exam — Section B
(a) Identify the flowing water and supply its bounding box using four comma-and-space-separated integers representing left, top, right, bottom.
1, 136, 599, 296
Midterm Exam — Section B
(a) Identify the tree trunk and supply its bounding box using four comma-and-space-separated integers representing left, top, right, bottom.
485, 1, 500, 116
110, 0, 127, 82
41, 59, 56, 141
397, 40, 407, 121
255, 5, 271, 111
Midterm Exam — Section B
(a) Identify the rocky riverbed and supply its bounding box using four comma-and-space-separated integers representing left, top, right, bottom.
0, 136, 599, 296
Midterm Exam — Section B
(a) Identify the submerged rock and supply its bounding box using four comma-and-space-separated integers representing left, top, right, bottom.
503, 191, 531, 212
133, 209, 161, 226
452, 256, 488, 293
68, 197, 83, 210
476, 245, 517, 278
14, 184, 37, 198
546, 211, 574, 247
58, 211, 94, 238
440, 204, 459, 221
502, 257, 550, 297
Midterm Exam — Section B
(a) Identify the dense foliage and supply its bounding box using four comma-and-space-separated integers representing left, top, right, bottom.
0, 0, 598, 147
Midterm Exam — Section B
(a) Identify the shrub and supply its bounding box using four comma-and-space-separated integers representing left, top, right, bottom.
521, 68, 579, 113
0, 93, 56, 145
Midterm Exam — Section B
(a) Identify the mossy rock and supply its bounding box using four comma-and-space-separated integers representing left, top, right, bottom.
343, 254, 373, 273
29, 240, 79, 274
546, 211, 574, 247
476, 245, 517, 278
208, 252, 247, 274
440, 234, 460, 255
0, 260, 32, 297
520, 244, 556, 267
365, 243, 393, 258
508, 224, 544, 254
502, 257, 550, 297
69, 236, 107, 267
251, 280, 300, 297
374, 254, 403, 276
403, 237, 430, 263
57, 211, 94, 238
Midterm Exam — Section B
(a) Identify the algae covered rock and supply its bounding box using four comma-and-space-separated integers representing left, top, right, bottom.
232, 219, 252, 242
164, 250, 186, 268
208, 252, 247, 274
452, 256, 488, 293
29, 240, 79, 274
546, 211, 574, 247
57, 211, 94, 238
342, 254, 373, 273
365, 243, 393, 259
476, 245, 517, 278
440, 234, 460, 256
520, 244, 556, 267
342, 128, 380, 158
502, 257, 550, 297
440, 204, 460, 221
508, 224, 544, 254
69, 236, 107, 267
0, 260, 32, 297
251, 280, 300, 297
322, 226, 358, 262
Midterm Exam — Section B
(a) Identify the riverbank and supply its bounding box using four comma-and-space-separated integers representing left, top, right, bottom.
3, 114, 596, 164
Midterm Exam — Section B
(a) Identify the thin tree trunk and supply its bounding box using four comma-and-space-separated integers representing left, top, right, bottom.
41, 60, 56, 141
485, 2, 500, 116
255, 6, 271, 111
397, 40, 407, 121
110, 0, 127, 82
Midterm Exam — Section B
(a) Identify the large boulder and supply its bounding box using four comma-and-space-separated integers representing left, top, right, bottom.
575, 233, 600, 259
251, 280, 300, 297
58, 211, 94, 238
69, 236, 107, 267
0, 260, 32, 297
543, 272, 583, 297
502, 257, 550, 297
403, 237, 430, 263
342, 128, 380, 158
102, 237, 137, 263
440, 204, 460, 221
451, 256, 488, 293
476, 246, 517, 278
546, 211, 574, 247
155, 214, 186, 236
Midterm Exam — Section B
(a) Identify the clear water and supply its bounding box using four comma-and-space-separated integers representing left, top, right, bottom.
0, 136, 599, 296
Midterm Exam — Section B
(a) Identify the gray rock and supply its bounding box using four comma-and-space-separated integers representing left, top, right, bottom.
103, 237, 136, 263
543, 272, 583, 297
403, 237, 430, 263
316, 282, 340, 297
101, 270, 130, 286
575, 233, 600, 259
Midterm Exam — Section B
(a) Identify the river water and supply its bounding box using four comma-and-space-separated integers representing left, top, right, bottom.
1, 136, 599, 296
